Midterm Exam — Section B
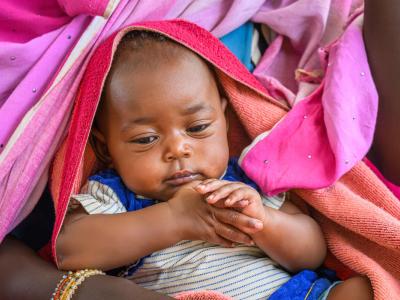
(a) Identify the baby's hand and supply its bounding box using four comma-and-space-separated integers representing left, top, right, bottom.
168, 181, 262, 247
195, 179, 266, 223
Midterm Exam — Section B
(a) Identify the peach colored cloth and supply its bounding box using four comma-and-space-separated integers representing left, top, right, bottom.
175, 291, 233, 300
296, 163, 400, 299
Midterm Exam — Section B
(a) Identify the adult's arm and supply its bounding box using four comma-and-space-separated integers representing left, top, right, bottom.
0, 236, 172, 300
364, 0, 400, 184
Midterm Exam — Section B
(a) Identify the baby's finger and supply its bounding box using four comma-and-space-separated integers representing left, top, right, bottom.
210, 198, 247, 209
206, 183, 244, 203
212, 207, 263, 234
224, 188, 249, 206
209, 198, 228, 209
214, 222, 253, 246
230, 200, 249, 208
195, 179, 229, 195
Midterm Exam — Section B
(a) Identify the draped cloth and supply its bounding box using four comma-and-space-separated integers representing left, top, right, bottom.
1, 1, 399, 299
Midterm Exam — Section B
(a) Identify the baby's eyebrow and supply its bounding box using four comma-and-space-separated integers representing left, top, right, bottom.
121, 117, 155, 132
181, 103, 215, 115
129, 117, 155, 124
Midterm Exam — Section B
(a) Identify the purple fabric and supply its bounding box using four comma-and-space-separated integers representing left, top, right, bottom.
241, 19, 378, 195
0, 0, 265, 241
0, 15, 91, 143
0, 0, 72, 43
0, 0, 266, 150
57, 0, 110, 17
0, 0, 376, 241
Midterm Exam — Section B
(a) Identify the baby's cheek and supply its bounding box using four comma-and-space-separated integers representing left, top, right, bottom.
209, 153, 229, 178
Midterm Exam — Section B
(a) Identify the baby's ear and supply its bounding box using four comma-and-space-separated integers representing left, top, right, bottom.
91, 127, 106, 143
221, 97, 228, 112
221, 97, 229, 131
90, 128, 112, 165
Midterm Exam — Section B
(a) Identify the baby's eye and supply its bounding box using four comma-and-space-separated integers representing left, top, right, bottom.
131, 136, 158, 144
187, 124, 210, 133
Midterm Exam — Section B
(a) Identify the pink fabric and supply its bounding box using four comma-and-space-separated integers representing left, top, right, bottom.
57, 0, 110, 17
174, 290, 233, 300
297, 161, 400, 299
242, 19, 378, 195
0, 15, 91, 140
0, 0, 72, 43
364, 158, 400, 200
0, 0, 377, 259
0, 0, 267, 239
0, 0, 265, 148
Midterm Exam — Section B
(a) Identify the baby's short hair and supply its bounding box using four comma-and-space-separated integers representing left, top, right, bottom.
119, 30, 169, 49
114, 30, 174, 61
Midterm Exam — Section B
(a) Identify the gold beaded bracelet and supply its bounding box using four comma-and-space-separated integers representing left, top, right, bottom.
51, 269, 105, 300
51, 271, 73, 300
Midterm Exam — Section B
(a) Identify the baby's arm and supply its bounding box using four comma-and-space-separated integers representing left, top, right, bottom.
57, 201, 183, 271
57, 182, 261, 271
251, 196, 326, 273
197, 180, 326, 273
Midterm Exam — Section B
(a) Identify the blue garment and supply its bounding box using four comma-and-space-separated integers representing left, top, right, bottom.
89, 170, 156, 211
220, 22, 255, 71
269, 269, 339, 300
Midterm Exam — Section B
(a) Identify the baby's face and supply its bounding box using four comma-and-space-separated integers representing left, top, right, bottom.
98, 45, 230, 201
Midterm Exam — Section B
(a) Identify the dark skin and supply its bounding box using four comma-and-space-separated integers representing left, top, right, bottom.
364, 0, 400, 185
0, 2, 397, 297
0, 236, 173, 300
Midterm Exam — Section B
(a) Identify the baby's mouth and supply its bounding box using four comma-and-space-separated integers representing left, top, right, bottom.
165, 170, 201, 186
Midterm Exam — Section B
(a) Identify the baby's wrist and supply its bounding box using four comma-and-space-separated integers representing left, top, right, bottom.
164, 201, 187, 242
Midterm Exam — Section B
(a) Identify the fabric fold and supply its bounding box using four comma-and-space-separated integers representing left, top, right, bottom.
1, 2, 398, 299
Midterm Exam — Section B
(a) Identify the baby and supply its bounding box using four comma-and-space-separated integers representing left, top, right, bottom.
57, 29, 372, 299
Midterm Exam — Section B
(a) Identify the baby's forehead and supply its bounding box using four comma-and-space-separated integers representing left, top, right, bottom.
98, 31, 222, 118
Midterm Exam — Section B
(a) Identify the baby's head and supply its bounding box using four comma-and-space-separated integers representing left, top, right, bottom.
92, 30, 230, 201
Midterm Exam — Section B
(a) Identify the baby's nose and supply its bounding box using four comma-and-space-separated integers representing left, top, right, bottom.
164, 136, 192, 161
